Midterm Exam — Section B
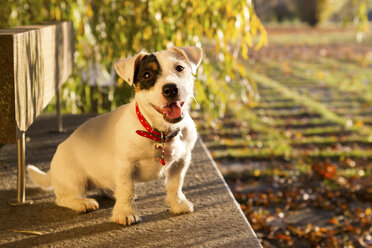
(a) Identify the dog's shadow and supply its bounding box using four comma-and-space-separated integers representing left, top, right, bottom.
0, 188, 116, 230
1, 188, 174, 230
1, 187, 180, 247
2, 209, 176, 248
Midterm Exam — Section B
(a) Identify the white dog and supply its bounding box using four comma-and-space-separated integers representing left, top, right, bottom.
27, 46, 202, 225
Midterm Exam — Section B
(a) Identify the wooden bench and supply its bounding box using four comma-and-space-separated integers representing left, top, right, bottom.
0, 21, 74, 205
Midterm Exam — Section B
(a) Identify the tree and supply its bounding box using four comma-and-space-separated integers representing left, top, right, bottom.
0, 0, 267, 121
296, 0, 371, 29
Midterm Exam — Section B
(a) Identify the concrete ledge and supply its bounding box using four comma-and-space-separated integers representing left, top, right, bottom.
0, 114, 261, 248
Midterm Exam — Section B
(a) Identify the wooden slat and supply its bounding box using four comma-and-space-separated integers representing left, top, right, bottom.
0, 21, 74, 143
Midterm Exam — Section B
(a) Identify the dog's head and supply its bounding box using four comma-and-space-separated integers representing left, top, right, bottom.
115, 46, 202, 126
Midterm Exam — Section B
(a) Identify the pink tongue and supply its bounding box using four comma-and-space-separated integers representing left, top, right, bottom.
162, 102, 182, 119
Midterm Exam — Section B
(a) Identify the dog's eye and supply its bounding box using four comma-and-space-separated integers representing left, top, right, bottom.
175, 65, 184, 72
143, 72, 152, 79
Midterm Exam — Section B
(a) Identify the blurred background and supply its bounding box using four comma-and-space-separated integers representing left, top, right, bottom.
0, 0, 372, 247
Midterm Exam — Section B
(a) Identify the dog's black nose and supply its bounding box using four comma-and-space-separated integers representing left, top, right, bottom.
162, 84, 178, 99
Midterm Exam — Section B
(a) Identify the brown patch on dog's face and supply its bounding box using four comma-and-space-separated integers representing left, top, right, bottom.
133, 54, 162, 90
135, 83, 141, 92
147, 62, 158, 71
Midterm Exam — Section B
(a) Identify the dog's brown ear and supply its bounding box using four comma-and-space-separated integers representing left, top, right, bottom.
114, 52, 146, 85
173, 46, 202, 74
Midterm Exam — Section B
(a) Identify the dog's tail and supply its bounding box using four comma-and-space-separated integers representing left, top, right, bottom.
27, 165, 52, 189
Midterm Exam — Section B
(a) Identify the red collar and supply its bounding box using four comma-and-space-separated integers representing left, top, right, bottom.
135, 103, 180, 165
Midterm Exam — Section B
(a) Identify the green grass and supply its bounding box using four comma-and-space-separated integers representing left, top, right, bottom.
294, 126, 348, 136
257, 101, 300, 109
290, 60, 372, 102
200, 55, 372, 162
246, 69, 372, 140
290, 135, 372, 145
273, 118, 335, 127
254, 108, 314, 117
210, 147, 290, 160
211, 146, 372, 160
263, 24, 372, 45
268, 32, 371, 45
306, 149, 372, 159
200, 57, 372, 162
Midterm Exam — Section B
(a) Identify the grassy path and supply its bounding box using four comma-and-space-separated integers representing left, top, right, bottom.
195, 26, 372, 247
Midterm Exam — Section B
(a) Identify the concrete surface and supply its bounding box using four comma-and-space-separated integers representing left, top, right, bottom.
0, 114, 261, 248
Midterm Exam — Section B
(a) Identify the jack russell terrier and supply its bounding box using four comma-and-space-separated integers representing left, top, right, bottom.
28, 46, 202, 225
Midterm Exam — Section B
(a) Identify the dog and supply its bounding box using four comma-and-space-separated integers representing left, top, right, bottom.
27, 46, 202, 225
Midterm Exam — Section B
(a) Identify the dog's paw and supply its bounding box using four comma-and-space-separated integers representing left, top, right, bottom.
111, 205, 141, 225
168, 198, 194, 214
56, 197, 99, 213
80, 198, 100, 212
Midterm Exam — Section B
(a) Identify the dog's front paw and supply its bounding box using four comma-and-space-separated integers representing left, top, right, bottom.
111, 204, 141, 225
56, 197, 99, 213
168, 198, 194, 214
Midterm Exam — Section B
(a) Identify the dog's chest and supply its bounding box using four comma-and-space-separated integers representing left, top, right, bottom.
131, 137, 184, 182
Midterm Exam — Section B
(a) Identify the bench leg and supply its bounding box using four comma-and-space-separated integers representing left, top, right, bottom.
9, 132, 33, 206
56, 88, 63, 132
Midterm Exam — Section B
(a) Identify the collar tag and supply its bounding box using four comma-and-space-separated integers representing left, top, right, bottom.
135, 103, 180, 166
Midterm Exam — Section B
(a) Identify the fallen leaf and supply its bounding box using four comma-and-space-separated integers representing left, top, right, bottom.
312, 161, 337, 180
305, 223, 312, 233
318, 227, 329, 233
13, 230, 44, 236
295, 133, 303, 139
287, 225, 304, 236
276, 233, 292, 242
254, 169, 261, 177
366, 207, 371, 216
282, 61, 291, 75
240, 204, 247, 211
327, 217, 339, 225
318, 72, 325, 79
355, 120, 364, 127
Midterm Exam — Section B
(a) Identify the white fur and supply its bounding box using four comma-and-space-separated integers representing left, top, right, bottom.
27, 47, 202, 225
27, 165, 52, 190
